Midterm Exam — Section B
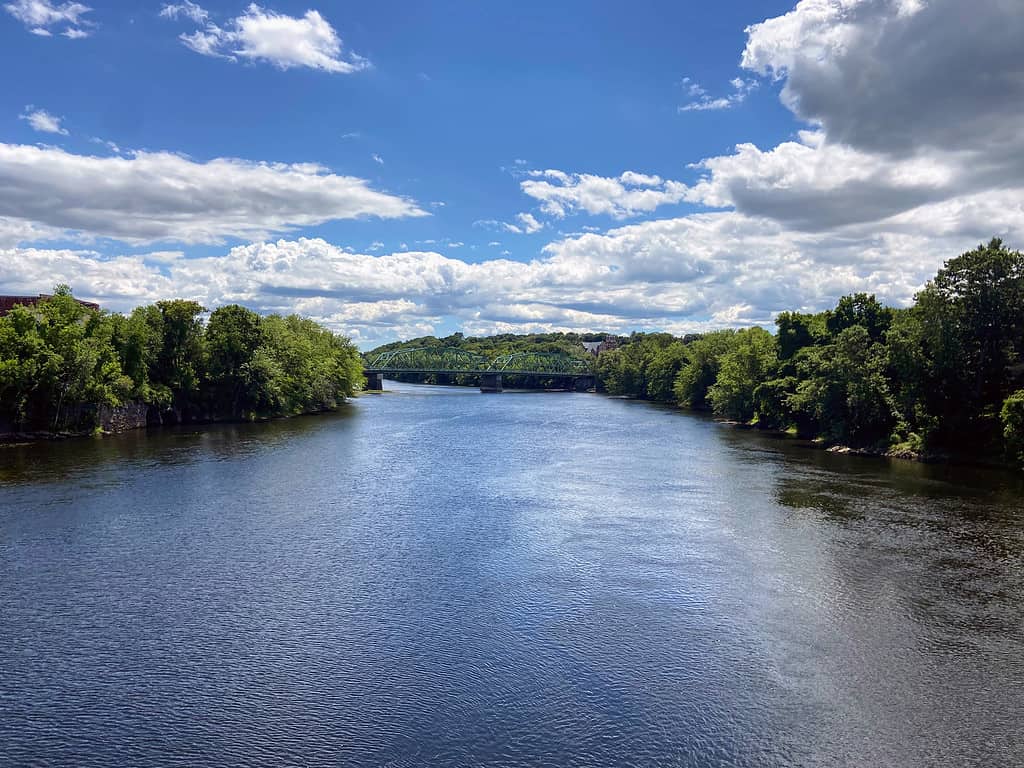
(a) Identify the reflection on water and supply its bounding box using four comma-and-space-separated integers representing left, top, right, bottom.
2, 381, 1023, 767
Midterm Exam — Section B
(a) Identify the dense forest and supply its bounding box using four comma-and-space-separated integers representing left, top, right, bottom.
0, 289, 363, 434
371, 240, 1024, 467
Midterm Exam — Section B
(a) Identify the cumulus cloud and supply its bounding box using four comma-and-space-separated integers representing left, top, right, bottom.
161, 2, 369, 73
19, 106, 68, 135
742, 0, 1024, 157
520, 170, 688, 219
671, 0, 1024, 232
0, 143, 425, 244
3, 0, 92, 37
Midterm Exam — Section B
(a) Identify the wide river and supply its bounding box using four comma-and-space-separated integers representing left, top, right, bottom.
2, 382, 1023, 767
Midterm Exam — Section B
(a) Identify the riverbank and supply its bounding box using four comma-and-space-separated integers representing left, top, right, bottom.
712, 417, 1023, 472
0, 400, 352, 444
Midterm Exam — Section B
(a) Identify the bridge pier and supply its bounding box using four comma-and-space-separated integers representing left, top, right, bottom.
480, 373, 503, 393
364, 371, 384, 391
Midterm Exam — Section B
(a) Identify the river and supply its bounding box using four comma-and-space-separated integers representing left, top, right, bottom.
2, 381, 1023, 767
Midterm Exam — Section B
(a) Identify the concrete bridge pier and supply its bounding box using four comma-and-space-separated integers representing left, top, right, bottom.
365, 371, 384, 391
480, 373, 503, 393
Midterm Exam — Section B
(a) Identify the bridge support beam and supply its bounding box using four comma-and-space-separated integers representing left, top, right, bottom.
364, 371, 384, 391
480, 373, 503, 393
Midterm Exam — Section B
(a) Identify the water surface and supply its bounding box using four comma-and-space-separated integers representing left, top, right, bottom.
2, 382, 1023, 766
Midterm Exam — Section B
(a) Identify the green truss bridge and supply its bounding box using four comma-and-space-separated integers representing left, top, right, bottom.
363, 347, 596, 392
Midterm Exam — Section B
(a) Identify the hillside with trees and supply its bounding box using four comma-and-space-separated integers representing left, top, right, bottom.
0, 289, 363, 435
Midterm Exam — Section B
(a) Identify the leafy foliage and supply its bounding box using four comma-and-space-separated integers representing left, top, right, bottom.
1001, 390, 1024, 466
0, 292, 362, 432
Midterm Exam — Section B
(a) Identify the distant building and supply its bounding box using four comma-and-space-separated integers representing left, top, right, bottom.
582, 337, 620, 355
0, 295, 100, 317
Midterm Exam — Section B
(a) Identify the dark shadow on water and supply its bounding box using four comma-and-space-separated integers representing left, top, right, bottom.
0, 406, 359, 488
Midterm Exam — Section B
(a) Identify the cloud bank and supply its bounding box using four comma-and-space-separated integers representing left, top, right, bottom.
5, 0, 1024, 346
0, 143, 426, 244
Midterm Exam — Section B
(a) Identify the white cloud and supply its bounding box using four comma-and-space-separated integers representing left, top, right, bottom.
371, 153, 383, 165
162, 3, 369, 73
89, 136, 122, 154
679, 76, 758, 112
670, 0, 1024, 232
3, 0, 92, 37
513, 213, 543, 234
159, 1, 207, 23
740, 0, 1024, 157
683, 132, 963, 229
9, 178, 1020, 347
0, 216, 64, 248
476, 212, 545, 235
0, 142, 425, 244
520, 170, 687, 219
19, 106, 68, 135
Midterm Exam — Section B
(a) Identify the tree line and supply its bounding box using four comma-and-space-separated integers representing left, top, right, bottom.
0, 289, 363, 433
5, 239, 1022, 466
596, 239, 1024, 466
368, 239, 1024, 467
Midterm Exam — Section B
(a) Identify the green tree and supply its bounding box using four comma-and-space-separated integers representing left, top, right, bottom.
707, 327, 777, 421
913, 238, 1024, 450
674, 330, 737, 409
204, 304, 264, 418
645, 342, 688, 402
826, 293, 893, 342
1001, 390, 1024, 466
788, 325, 894, 445
0, 289, 128, 430
152, 300, 206, 403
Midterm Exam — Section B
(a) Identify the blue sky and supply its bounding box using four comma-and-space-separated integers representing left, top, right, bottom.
2, 0, 1022, 346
